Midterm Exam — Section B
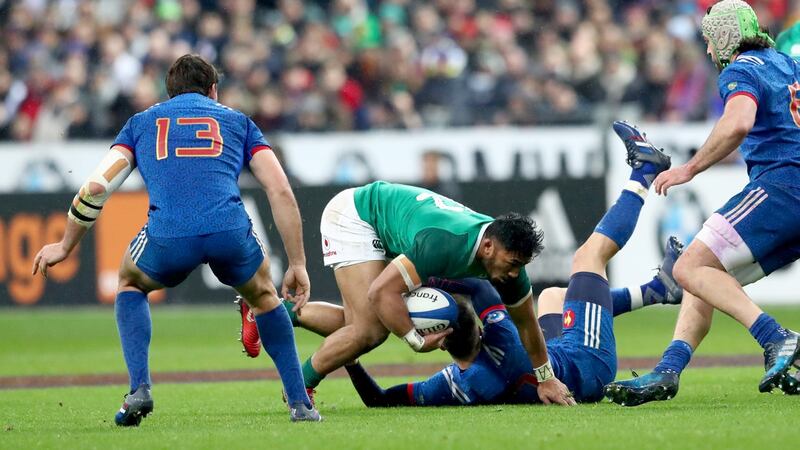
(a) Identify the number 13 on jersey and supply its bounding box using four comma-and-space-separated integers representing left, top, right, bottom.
155, 117, 224, 159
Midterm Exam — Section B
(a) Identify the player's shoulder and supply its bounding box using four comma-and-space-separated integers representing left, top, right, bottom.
726, 48, 791, 75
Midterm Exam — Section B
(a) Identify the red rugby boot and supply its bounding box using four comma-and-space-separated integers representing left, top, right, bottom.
235, 296, 261, 358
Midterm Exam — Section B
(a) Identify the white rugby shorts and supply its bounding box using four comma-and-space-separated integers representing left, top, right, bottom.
320, 188, 387, 269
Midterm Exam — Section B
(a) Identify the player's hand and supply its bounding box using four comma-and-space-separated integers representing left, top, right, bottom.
418, 329, 453, 353
281, 265, 311, 312
653, 164, 694, 196
537, 378, 577, 406
32, 242, 70, 278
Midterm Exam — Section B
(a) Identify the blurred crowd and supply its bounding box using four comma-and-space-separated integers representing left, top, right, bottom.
0, 0, 793, 141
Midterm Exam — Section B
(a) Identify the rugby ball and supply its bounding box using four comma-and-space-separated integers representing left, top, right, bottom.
404, 287, 459, 335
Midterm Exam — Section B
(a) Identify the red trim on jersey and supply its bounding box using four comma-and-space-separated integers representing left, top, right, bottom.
728, 91, 758, 107
250, 145, 272, 157
514, 373, 539, 392
479, 304, 506, 321
111, 143, 135, 161
407, 383, 416, 405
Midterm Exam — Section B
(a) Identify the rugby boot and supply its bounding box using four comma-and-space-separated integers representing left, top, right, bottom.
114, 384, 154, 426
604, 370, 679, 407
235, 296, 261, 358
613, 121, 672, 184
759, 331, 800, 393
649, 236, 684, 305
289, 402, 323, 422
777, 369, 800, 395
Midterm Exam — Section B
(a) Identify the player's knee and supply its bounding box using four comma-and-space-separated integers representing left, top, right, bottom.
537, 287, 565, 316
355, 325, 389, 351
672, 254, 694, 290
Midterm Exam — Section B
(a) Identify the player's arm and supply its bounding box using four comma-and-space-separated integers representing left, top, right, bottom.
368, 256, 452, 353
249, 150, 310, 306
345, 363, 415, 407
508, 295, 576, 406
33, 146, 134, 277
654, 88, 757, 195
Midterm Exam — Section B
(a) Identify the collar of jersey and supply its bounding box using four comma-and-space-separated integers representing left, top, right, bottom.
468, 222, 491, 266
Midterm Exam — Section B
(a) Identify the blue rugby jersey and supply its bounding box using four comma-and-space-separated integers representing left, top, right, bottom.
113, 93, 270, 238
408, 279, 535, 405
718, 48, 800, 185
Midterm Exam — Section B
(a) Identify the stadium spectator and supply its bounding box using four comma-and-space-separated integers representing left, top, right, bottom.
0, 0, 793, 140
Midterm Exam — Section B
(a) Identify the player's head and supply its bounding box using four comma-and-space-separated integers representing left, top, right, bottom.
442, 300, 481, 361
701, 0, 775, 70
479, 213, 543, 284
166, 54, 220, 99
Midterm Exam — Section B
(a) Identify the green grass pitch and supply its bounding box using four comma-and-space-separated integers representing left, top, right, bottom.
1, 305, 799, 449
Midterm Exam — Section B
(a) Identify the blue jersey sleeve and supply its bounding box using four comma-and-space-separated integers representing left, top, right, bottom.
112, 117, 136, 152
411, 364, 503, 406
245, 117, 271, 163
410, 365, 471, 406
426, 277, 504, 319
718, 64, 761, 106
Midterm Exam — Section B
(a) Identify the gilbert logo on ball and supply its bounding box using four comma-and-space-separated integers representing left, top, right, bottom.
404, 287, 459, 335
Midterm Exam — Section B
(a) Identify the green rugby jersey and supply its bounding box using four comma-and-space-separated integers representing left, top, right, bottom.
353, 181, 531, 304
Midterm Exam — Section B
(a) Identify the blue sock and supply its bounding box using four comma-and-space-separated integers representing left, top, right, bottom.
610, 288, 631, 317
115, 291, 152, 393
653, 340, 693, 375
630, 161, 661, 189
749, 313, 789, 349
256, 306, 312, 408
594, 190, 645, 249
641, 276, 667, 306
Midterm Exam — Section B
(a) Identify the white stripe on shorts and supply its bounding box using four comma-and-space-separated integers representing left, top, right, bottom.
132, 236, 148, 263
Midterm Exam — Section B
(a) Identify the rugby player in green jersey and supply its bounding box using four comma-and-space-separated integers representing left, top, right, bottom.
301, 181, 575, 406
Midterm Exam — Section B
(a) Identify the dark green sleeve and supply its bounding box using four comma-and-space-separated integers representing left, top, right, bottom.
404, 228, 470, 281
492, 268, 532, 307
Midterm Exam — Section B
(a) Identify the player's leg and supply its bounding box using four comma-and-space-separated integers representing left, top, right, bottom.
113, 226, 190, 427
238, 295, 345, 357
301, 261, 390, 391
536, 236, 684, 342
611, 236, 684, 315
672, 182, 800, 392
285, 300, 345, 337
207, 225, 319, 421
558, 121, 671, 401
301, 188, 391, 391
605, 291, 711, 406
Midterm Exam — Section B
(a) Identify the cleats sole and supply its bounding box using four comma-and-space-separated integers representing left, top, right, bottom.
604, 382, 678, 407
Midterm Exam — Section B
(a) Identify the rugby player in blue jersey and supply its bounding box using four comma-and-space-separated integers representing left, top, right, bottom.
31, 55, 320, 424
607, 0, 800, 406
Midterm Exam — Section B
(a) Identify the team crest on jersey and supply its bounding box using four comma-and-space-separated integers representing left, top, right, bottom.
486, 310, 505, 324
727, 82, 738, 91
563, 309, 576, 329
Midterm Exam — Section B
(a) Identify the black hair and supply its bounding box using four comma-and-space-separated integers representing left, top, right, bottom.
443, 300, 481, 361
165, 54, 220, 98
736, 27, 775, 54
484, 213, 544, 259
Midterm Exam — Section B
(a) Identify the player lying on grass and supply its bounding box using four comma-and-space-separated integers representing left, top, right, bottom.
605, 0, 800, 405
239, 121, 680, 405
